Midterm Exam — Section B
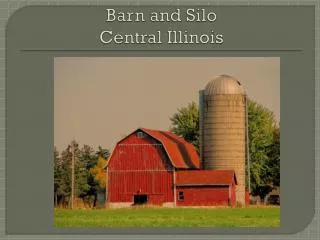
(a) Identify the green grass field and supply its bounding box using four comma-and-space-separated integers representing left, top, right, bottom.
54, 206, 280, 227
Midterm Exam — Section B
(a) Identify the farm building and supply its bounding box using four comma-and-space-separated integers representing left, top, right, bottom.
105, 75, 250, 207
106, 128, 238, 207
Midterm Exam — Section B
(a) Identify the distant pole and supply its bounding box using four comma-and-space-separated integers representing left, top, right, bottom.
71, 142, 75, 209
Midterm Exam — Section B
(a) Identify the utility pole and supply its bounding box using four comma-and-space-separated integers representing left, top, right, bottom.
71, 141, 75, 209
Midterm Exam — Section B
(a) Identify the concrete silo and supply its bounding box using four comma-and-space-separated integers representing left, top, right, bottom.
199, 74, 248, 205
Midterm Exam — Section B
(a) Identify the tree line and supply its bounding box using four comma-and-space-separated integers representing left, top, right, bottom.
54, 144, 109, 208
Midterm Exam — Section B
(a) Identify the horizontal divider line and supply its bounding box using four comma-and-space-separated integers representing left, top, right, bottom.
20, 49, 304, 52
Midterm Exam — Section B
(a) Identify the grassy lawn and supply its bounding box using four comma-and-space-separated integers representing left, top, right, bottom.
54, 206, 280, 227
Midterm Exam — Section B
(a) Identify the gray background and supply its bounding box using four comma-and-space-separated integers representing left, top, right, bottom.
1, 1, 319, 240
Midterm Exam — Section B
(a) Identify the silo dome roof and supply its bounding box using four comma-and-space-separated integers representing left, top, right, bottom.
204, 74, 246, 95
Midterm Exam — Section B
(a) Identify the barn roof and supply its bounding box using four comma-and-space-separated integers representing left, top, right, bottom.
104, 128, 200, 169
141, 128, 200, 169
176, 170, 237, 186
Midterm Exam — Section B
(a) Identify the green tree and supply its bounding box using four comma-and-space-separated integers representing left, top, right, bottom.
54, 147, 62, 206
75, 144, 92, 199
54, 142, 110, 208
76, 144, 100, 207
169, 101, 200, 151
79, 145, 110, 207
247, 100, 277, 200
266, 127, 280, 186
96, 146, 110, 159
54, 144, 72, 207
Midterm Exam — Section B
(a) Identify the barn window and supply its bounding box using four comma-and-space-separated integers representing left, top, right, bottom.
137, 131, 146, 138
178, 191, 184, 201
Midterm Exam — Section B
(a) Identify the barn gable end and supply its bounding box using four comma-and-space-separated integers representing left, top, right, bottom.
107, 128, 177, 206
107, 129, 173, 171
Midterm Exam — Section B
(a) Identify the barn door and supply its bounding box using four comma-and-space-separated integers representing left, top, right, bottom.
133, 194, 148, 205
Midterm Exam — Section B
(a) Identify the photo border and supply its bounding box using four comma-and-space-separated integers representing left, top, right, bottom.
1, 2, 318, 240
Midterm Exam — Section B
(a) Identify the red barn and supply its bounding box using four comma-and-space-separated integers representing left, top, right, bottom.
105, 128, 237, 207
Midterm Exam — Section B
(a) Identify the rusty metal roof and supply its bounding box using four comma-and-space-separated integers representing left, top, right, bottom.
204, 74, 246, 95
141, 128, 200, 169
161, 130, 200, 168
176, 170, 237, 186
